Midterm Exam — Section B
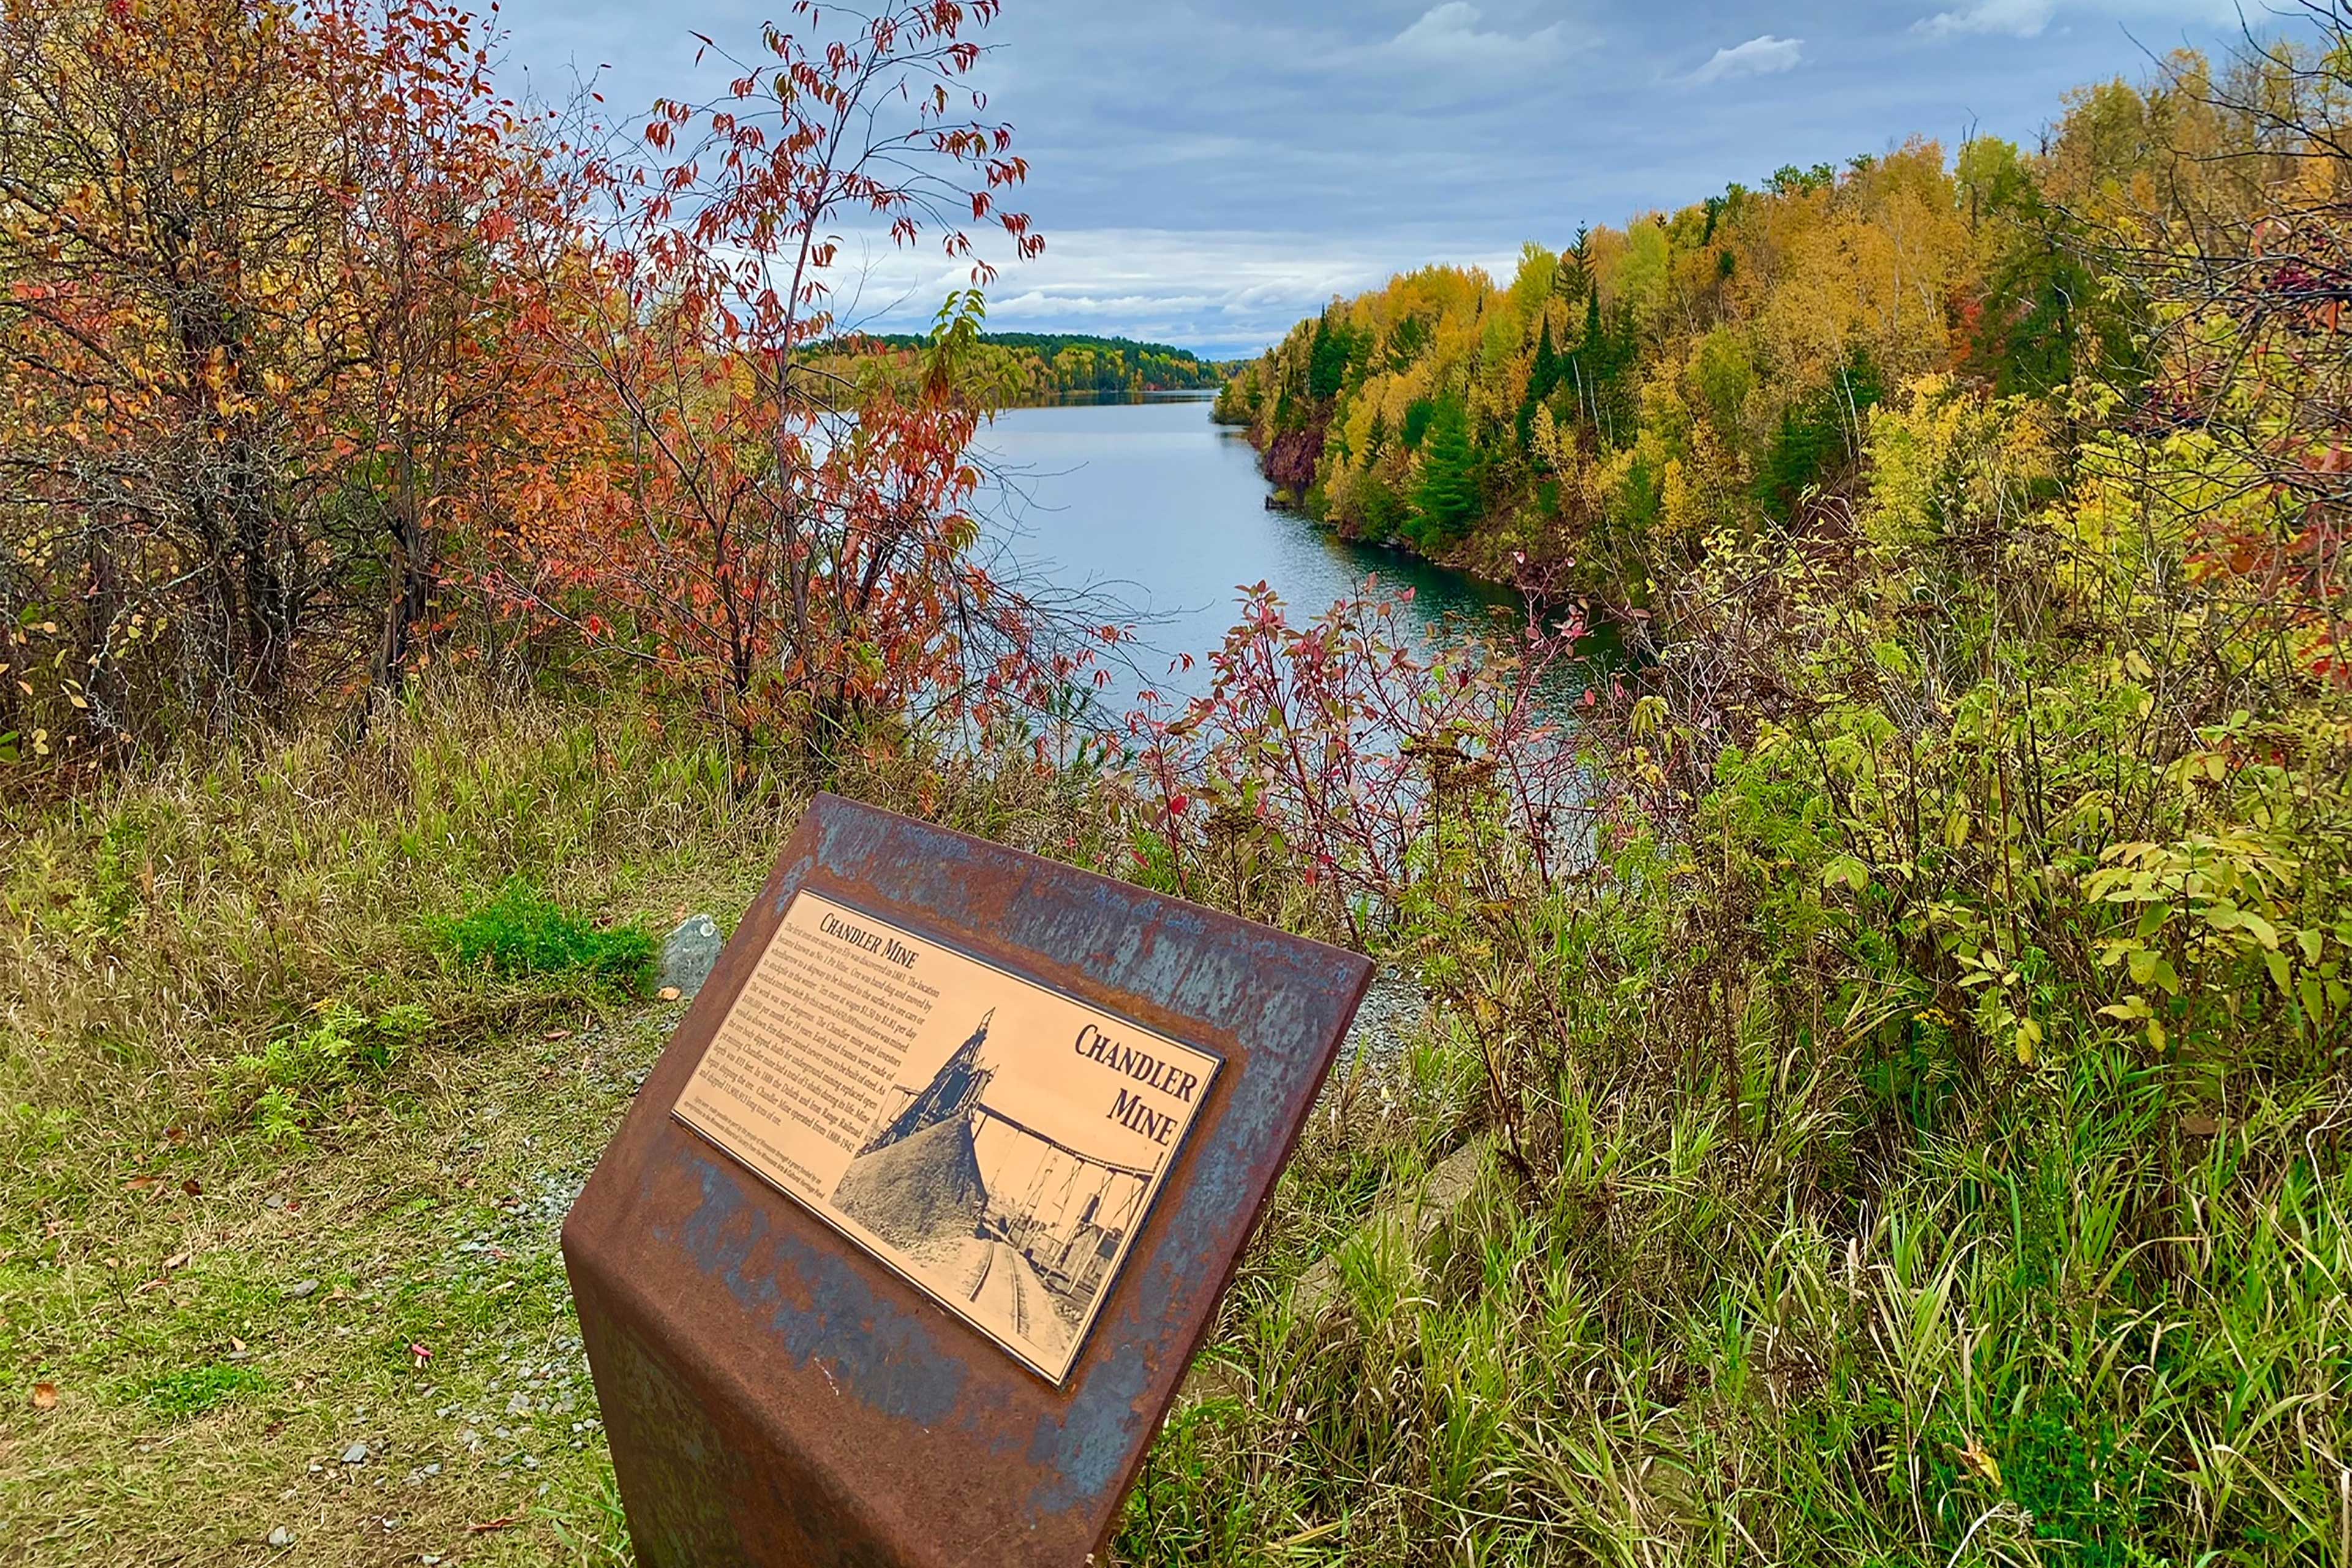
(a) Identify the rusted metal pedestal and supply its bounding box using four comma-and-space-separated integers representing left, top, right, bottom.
562, 794, 1370, 1567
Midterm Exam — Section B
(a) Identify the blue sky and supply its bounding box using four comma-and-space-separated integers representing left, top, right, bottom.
496, 0, 2246, 356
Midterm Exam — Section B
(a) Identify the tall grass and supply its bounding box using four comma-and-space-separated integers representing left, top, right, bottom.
0, 682, 793, 1202
1119, 999, 2350, 1565
0, 680, 1131, 1212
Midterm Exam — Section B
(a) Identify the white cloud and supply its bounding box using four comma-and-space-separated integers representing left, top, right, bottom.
810, 227, 1525, 356
1387, 3, 1572, 66
1915, 0, 2056, 37
1689, 34, 1804, 85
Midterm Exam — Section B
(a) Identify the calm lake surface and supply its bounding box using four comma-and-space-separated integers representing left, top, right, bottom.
974, 394, 1525, 709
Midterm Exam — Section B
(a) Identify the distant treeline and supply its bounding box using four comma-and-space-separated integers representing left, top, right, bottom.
818, 331, 1229, 401
1213, 69, 2277, 601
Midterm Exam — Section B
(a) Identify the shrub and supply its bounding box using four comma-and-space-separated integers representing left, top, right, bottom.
217, 1000, 432, 1145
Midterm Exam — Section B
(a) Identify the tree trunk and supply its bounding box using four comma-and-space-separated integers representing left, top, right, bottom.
372, 502, 436, 698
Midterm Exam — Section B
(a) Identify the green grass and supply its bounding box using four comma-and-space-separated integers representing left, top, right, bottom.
0, 683, 1134, 1565
138, 1363, 269, 1418
1, 1002, 672, 1564
1117, 1031, 2351, 1566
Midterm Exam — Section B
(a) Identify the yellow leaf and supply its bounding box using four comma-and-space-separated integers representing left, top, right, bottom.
1958, 1437, 2003, 1489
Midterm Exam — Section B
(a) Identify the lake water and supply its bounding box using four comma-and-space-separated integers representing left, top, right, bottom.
974, 394, 1526, 710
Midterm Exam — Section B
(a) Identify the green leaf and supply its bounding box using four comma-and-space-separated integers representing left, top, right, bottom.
1823, 855, 1870, 893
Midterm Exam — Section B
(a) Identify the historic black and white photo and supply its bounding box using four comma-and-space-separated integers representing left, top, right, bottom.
673, 891, 1219, 1380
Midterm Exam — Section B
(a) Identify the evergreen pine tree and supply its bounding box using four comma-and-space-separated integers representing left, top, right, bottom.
1308, 312, 1348, 399
1412, 396, 1480, 543
1557, 225, 1592, 300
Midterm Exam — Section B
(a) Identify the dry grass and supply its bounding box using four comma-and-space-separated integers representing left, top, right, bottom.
0, 685, 805, 1564
0, 682, 1172, 1566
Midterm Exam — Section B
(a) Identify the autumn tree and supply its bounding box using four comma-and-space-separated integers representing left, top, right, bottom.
498, 0, 1072, 777
318, 0, 583, 701
2086, 15, 2352, 679
0, 0, 565, 753
1, 0, 353, 737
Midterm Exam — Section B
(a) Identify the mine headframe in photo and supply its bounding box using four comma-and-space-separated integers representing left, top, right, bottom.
853, 1008, 1160, 1314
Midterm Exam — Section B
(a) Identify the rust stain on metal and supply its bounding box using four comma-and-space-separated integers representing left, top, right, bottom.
564, 794, 1371, 1567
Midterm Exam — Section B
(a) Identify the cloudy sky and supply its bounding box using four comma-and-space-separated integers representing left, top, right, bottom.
496, 0, 2247, 356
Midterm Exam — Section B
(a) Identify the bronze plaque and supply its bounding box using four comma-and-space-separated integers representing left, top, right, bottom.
562, 794, 1372, 1567
671, 889, 1220, 1383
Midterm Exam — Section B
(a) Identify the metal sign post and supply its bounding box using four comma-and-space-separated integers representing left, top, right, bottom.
562, 794, 1371, 1566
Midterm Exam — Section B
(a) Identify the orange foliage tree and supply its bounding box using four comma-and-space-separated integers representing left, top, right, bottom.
497, 0, 1077, 774
0, 0, 577, 752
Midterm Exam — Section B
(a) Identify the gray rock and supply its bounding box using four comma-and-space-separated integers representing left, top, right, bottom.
266, 1526, 293, 1548
341, 1441, 369, 1464
1285, 1137, 1489, 1322
660, 914, 723, 998
505, 1391, 532, 1416
283, 1279, 318, 1299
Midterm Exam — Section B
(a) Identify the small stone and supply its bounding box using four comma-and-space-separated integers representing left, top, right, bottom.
284, 1279, 318, 1299
659, 914, 723, 999
263, 1195, 286, 1211
266, 1526, 293, 1548
341, 1442, 369, 1465
505, 1392, 532, 1416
